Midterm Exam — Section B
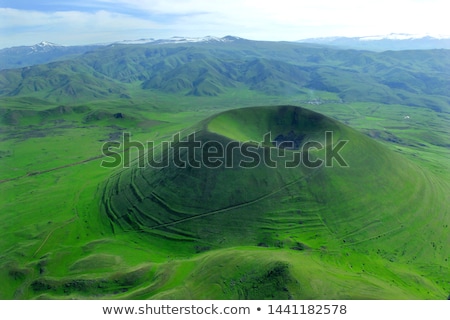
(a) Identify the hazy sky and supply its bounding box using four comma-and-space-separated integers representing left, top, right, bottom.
0, 0, 448, 48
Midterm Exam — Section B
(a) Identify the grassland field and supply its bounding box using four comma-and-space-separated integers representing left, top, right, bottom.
0, 87, 448, 299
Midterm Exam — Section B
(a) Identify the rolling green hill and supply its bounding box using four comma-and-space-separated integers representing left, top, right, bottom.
1, 40, 449, 110
0, 39, 449, 300
98, 106, 449, 299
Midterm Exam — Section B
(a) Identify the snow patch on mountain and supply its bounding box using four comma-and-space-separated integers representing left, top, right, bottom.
113, 36, 242, 45
297, 33, 450, 50
358, 33, 450, 41
300, 33, 450, 42
28, 41, 62, 54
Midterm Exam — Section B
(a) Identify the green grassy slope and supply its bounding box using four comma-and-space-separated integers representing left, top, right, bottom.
0, 99, 448, 299
99, 106, 449, 299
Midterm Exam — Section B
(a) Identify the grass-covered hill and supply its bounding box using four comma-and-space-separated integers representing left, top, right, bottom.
102, 106, 449, 292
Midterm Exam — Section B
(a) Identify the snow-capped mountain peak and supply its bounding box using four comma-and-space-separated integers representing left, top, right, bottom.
28, 41, 62, 54
35, 41, 60, 47
113, 35, 243, 45
358, 33, 450, 41
113, 38, 156, 45
298, 33, 450, 50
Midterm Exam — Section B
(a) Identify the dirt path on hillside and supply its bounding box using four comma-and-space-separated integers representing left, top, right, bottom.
0, 155, 104, 184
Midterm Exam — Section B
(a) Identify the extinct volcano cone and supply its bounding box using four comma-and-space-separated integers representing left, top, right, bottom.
101, 106, 448, 264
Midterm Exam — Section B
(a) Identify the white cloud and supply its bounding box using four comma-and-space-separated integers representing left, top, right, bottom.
0, 0, 449, 47
92, 0, 450, 39
0, 8, 161, 47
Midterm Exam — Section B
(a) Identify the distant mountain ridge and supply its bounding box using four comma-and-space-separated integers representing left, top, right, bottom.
0, 39, 449, 113
298, 33, 450, 50
0, 42, 102, 70
0, 36, 246, 70
113, 35, 242, 45
3, 34, 450, 70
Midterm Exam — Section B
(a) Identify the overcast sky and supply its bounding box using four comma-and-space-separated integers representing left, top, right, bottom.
0, 0, 448, 48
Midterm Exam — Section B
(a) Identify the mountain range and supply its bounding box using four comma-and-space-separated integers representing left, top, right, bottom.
1, 37, 449, 113
298, 33, 450, 50
2, 34, 450, 70
0, 41, 102, 70
0, 36, 243, 70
